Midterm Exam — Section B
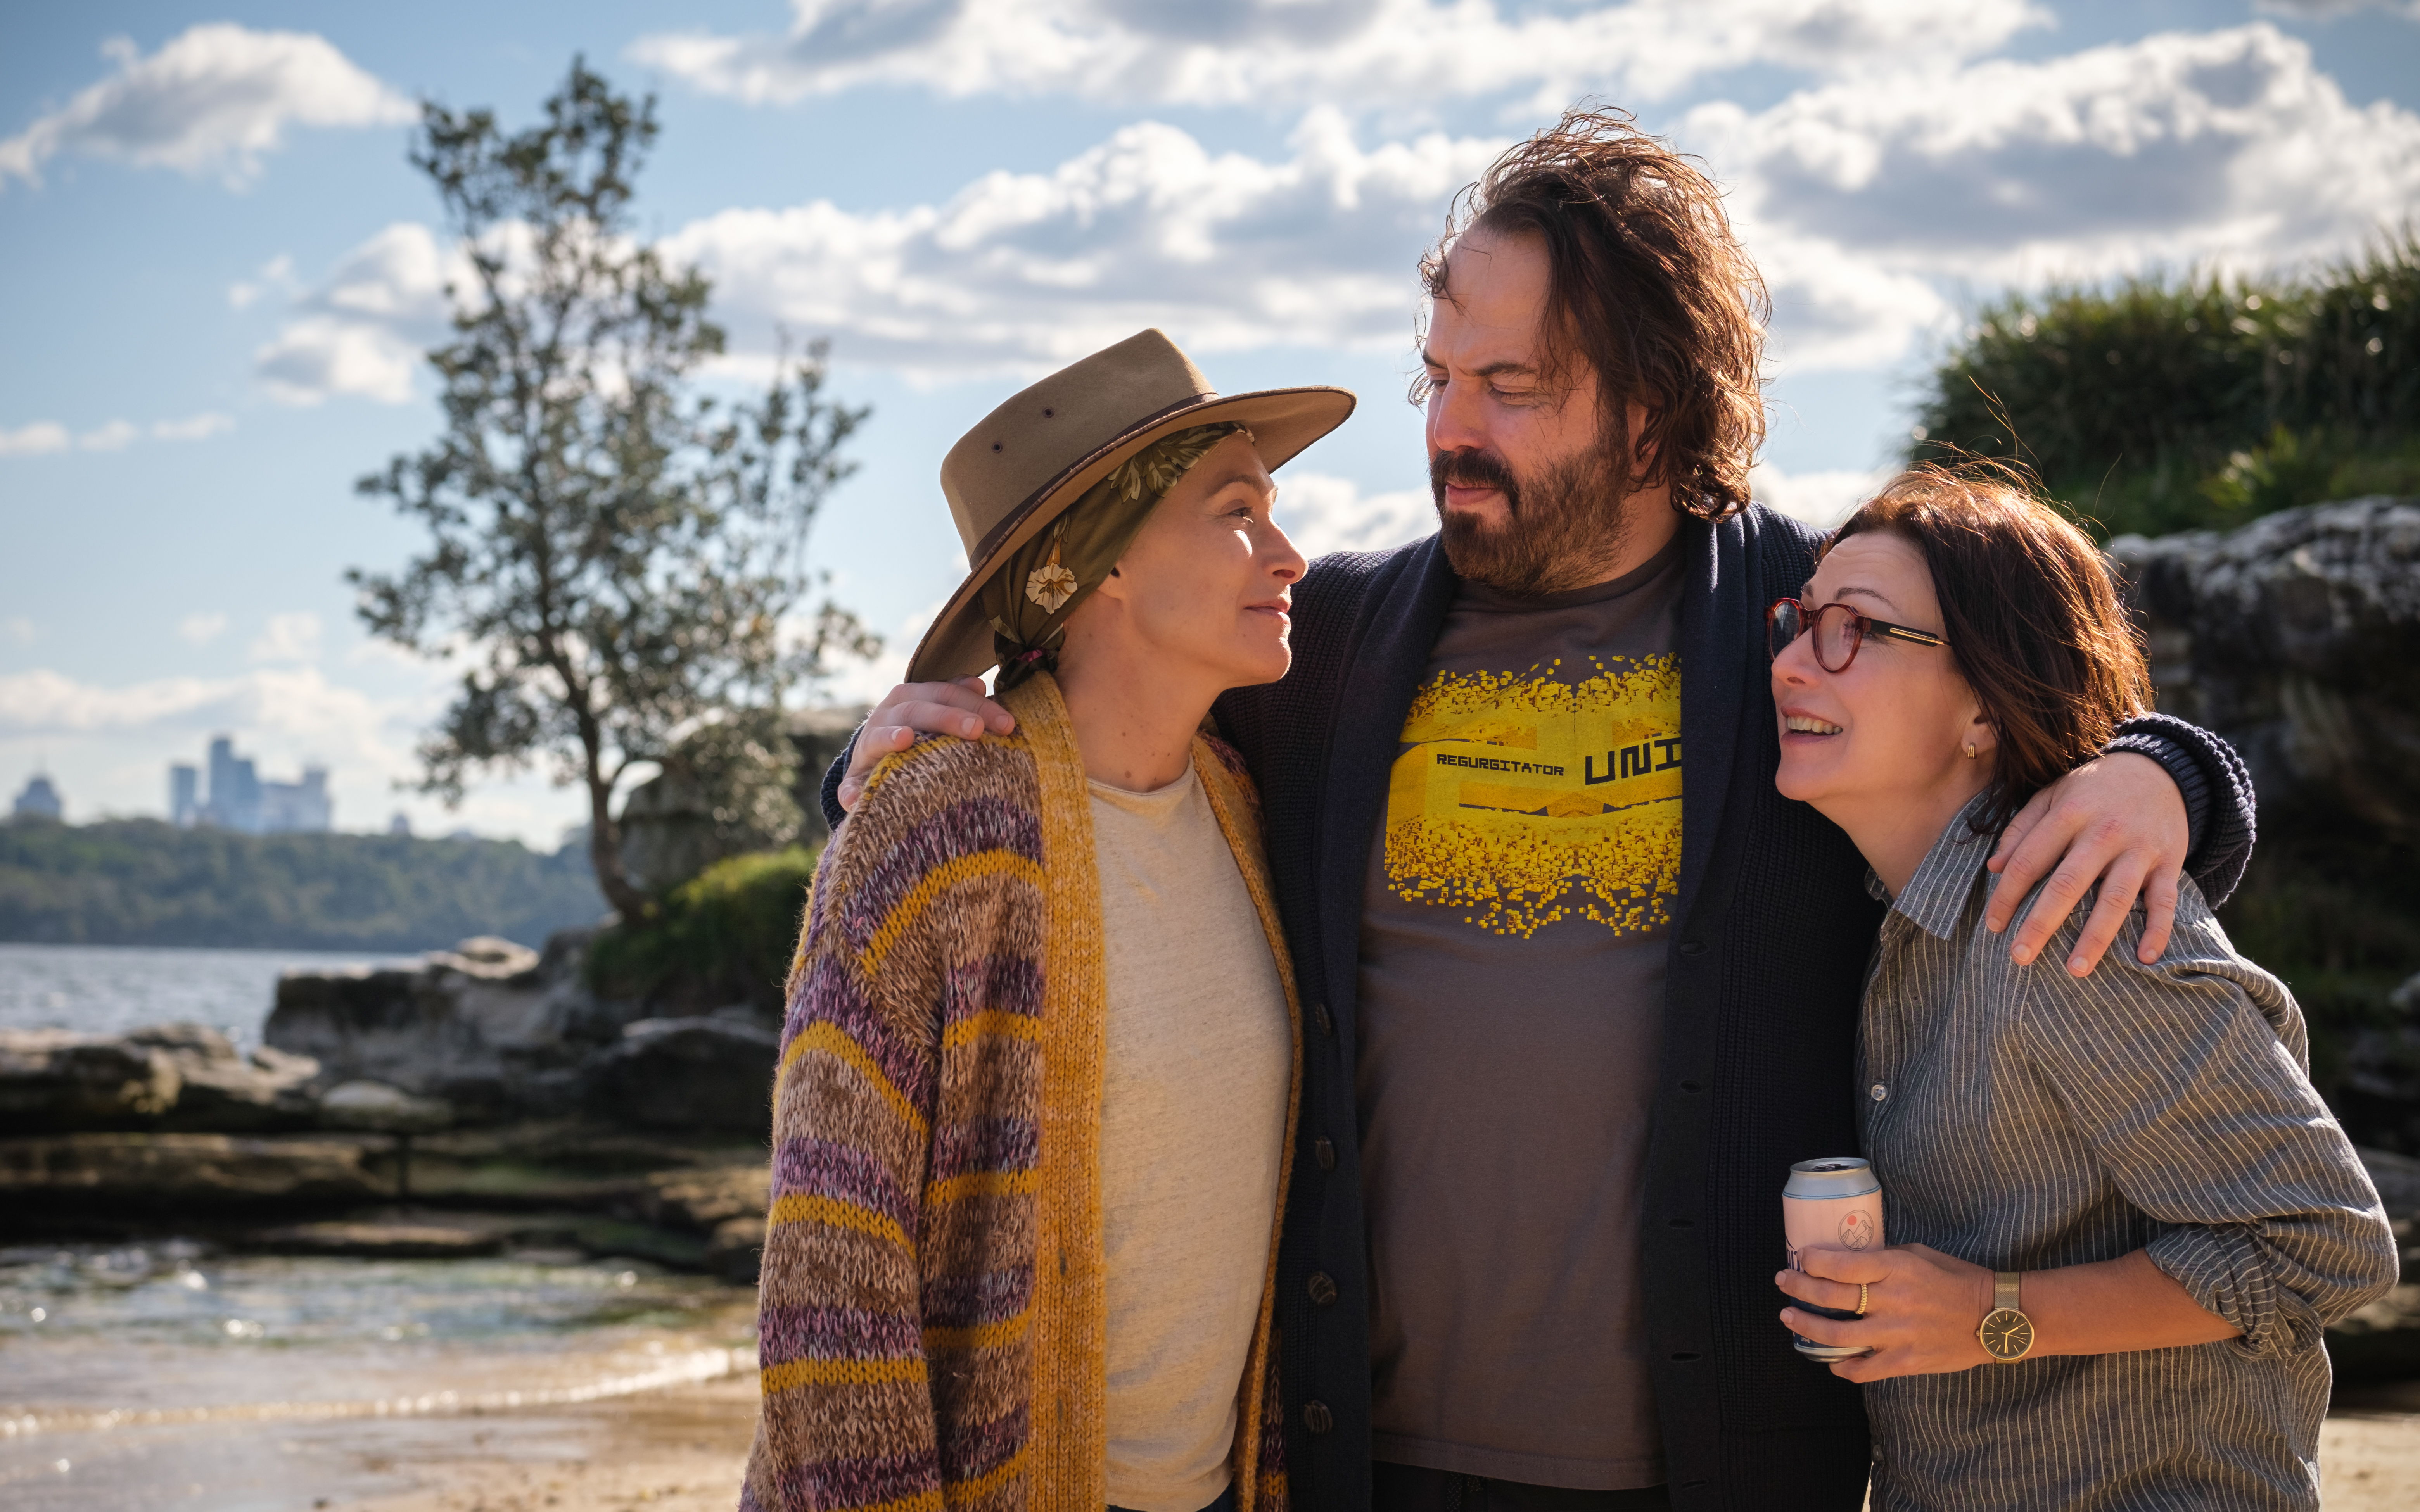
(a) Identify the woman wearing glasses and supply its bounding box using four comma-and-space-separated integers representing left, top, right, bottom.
1763, 465, 2395, 1510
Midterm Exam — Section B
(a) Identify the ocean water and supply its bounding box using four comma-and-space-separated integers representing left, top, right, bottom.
0, 1244, 759, 1510
0, 942, 419, 1050
0, 945, 764, 1507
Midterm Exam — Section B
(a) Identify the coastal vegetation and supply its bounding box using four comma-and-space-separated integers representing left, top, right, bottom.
1912, 229, 2420, 539
0, 820, 604, 952
586, 846, 818, 1013
351, 60, 874, 922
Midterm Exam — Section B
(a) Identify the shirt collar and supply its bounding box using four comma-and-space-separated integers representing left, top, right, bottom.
1866, 790, 1998, 940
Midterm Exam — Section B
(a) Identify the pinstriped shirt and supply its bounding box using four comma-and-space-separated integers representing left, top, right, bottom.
1854, 796, 2398, 1512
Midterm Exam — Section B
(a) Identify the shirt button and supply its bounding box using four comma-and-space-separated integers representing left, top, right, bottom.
1869, 1082, 1889, 1102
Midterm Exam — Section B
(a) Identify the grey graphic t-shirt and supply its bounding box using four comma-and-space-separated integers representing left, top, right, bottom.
1357, 540, 1683, 1488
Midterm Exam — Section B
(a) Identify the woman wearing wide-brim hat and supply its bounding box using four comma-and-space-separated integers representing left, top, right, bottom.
745, 330, 1353, 1512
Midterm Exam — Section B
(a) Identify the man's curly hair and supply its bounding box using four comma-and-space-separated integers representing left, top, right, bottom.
1416, 106, 1769, 521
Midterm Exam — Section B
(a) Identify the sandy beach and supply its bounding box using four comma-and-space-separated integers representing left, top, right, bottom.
10, 1365, 2416, 1510
271, 1386, 2420, 1512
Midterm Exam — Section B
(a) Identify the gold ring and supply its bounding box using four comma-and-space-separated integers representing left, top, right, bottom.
1856, 1283, 1870, 1317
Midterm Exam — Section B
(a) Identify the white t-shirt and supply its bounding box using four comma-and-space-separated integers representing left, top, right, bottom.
1091, 762, 1292, 1512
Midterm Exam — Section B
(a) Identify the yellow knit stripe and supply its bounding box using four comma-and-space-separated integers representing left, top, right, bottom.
767, 1192, 909, 1248
776, 1021, 928, 1139
759, 1355, 927, 1394
999, 670, 1111, 1503
862, 850, 1045, 979
943, 1445, 1030, 1508
939, 1010, 1044, 1052
921, 1305, 1034, 1353
924, 1168, 1040, 1206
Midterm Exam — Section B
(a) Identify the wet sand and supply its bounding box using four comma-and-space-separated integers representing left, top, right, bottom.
307, 1395, 2420, 1512
342, 1375, 758, 1512
10, 1372, 2417, 1509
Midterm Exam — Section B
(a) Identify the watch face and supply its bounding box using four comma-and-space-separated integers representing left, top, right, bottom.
1979, 1307, 2034, 1361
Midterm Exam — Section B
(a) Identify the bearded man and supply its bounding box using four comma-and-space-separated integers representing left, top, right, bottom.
825, 110, 2251, 1511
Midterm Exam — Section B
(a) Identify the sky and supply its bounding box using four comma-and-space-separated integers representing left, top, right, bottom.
2, 0, 2415, 848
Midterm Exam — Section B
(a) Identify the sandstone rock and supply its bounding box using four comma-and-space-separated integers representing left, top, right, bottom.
427, 936, 541, 980
0, 1029, 181, 1132
125, 1024, 321, 1132
0, 1132, 385, 1207
707, 1215, 767, 1284
266, 929, 632, 1122
2110, 496, 2420, 831
243, 1218, 505, 1259
644, 1161, 771, 1231
317, 1079, 455, 1134
585, 1017, 777, 1134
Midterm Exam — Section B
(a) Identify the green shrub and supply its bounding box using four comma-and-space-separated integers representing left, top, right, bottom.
1912, 228, 2420, 538
586, 846, 818, 1011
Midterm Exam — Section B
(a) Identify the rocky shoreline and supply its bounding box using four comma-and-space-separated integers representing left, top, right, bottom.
1, 933, 775, 1282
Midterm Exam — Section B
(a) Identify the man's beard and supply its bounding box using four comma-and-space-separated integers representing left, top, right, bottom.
1431, 442, 1631, 597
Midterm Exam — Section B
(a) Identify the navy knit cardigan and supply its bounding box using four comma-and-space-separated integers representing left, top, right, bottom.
824, 504, 2255, 1512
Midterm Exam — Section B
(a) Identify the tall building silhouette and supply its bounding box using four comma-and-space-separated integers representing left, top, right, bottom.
175, 736, 331, 833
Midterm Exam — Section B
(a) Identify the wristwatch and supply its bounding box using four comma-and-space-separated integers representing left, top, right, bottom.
1977, 1270, 2035, 1363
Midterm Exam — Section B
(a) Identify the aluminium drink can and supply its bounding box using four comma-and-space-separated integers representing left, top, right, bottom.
1784, 1156, 1883, 1362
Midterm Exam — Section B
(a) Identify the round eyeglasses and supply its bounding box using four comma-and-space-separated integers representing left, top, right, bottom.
1767, 597, 1948, 673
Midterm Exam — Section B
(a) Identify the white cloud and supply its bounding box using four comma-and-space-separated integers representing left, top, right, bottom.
1688, 23, 2420, 371
664, 109, 1504, 377
247, 612, 324, 664
0, 24, 413, 190
634, 0, 2046, 113
255, 223, 455, 404
152, 412, 235, 443
227, 253, 297, 310
2256, 0, 2420, 16
177, 612, 228, 646
1748, 461, 1891, 529
0, 422, 70, 457
1273, 471, 1433, 558
0, 413, 237, 459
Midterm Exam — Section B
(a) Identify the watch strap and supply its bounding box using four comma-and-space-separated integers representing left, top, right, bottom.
1995, 1270, 2022, 1312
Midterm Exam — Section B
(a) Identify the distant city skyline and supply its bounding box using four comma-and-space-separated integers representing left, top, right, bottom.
10, 771, 62, 822
169, 734, 331, 833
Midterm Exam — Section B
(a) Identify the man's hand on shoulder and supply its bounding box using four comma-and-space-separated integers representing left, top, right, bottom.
838, 677, 1016, 811
1985, 752, 2187, 975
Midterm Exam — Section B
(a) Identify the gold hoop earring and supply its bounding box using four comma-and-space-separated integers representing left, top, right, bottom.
1964, 742, 1979, 759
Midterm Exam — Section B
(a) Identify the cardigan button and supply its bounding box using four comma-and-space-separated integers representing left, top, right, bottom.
1314, 1136, 1336, 1171
1307, 1271, 1339, 1306
1314, 1001, 1335, 1037
1679, 939, 1708, 957
1303, 1400, 1334, 1434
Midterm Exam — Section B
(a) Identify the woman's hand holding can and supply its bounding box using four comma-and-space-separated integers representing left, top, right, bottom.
1778, 1244, 2000, 1382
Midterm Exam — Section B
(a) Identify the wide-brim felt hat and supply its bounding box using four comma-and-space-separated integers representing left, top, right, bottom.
906, 328, 1356, 684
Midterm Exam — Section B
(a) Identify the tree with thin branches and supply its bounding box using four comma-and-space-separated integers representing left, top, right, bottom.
350, 60, 873, 921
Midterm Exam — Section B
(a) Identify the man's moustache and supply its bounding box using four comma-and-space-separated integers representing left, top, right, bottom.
1431, 449, 1521, 502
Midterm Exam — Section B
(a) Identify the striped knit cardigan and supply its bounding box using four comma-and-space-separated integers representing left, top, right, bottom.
743, 670, 1302, 1512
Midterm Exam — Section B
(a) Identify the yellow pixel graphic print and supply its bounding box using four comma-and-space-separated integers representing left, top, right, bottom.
1384, 654, 1682, 938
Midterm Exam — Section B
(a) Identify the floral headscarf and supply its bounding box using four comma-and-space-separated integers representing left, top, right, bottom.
980, 421, 1251, 690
